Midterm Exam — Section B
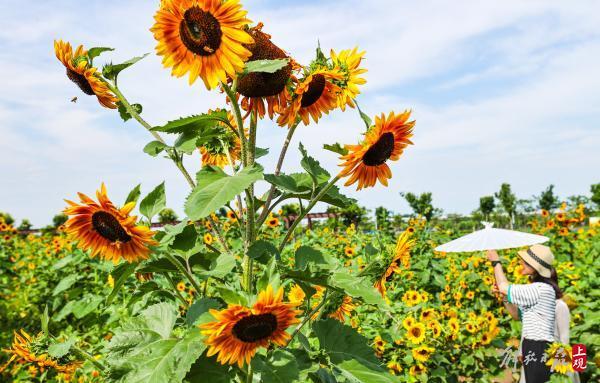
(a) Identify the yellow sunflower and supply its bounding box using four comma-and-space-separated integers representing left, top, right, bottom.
199, 110, 243, 167
375, 232, 415, 298
344, 246, 356, 257
63, 183, 157, 263
387, 360, 402, 375
339, 111, 415, 190
420, 309, 437, 322
236, 23, 294, 119
201, 285, 300, 367
402, 316, 416, 330
406, 322, 426, 344
226, 210, 237, 221
54, 40, 117, 109
151, 0, 253, 89
177, 281, 186, 291
203, 233, 214, 245
287, 284, 306, 304
448, 317, 460, 334
409, 363, 427, 376
330, 47, 367, 111
402, 290, 421, 307
277, 67, 343, 127
412, 345, 435, 363
428, 320, 442, 338
545, 343, 574, 374
1, 330, 80, 376
330, 296, 356, 322
266, 217, 280, 228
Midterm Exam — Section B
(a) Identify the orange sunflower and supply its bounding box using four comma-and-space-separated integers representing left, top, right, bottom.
54, 40, 117, 109
330, 47, 367, 111
277, 67, 343, 127
312, 286, 356, 322
201, 285, 300, 367
63, 183, 157, 263
151, 0, 253, 89
199, 110, 242, 167
339, 110, 415, 190
236, 23, 294, 119
374, 232, 414, 297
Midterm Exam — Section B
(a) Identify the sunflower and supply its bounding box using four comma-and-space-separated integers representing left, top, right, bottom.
63, 183, 157, 263
151, 0, 253, 89
409, 363, 427, 376
330, 47, 367, 111
412, 345, 435, 363
402, 290, 421, 307
277, 67, 343, 127
339, 111, 415, 190
541, 209, 550, 217
236, 23, 293, 119
420, 309, 437, 322
54, 40, 117, 109
403, 316, 416, 330
547, 220, 556, 229
287, 284, 305, 304
406, 322, 426, 345
226, 210, 237, 221
545, 343, 574, 374
344, 246, 356, 257
330, 296, 356, 322
480, 331, 493, 345
559, 227, 569, 236
375, 232, 415, 297
428, 320, 442, 338
201, 285, 300, 367
266, 217, 280, 228
177, 281, 187, 291
556, 212, 566, 222
465, 322, 478, 334
1, 330, 80, 376
203, 233, 214, 245
387, 360, 402, 375
465, 291, 475, 300
199, 110, 243, 167
448, 318, 460, 334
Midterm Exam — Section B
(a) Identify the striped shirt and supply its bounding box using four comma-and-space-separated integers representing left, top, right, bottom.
508, 282, 556, 342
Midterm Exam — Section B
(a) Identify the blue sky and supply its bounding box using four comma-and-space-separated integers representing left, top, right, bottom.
1, 0, 599, 227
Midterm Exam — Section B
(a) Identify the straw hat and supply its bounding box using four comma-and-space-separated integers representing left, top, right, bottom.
518, 244, 554, 278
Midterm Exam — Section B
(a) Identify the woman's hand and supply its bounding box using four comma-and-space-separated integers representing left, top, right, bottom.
486, 250, 499, 262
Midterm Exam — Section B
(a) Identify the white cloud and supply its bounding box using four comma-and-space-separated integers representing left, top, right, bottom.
1, 0, 599, 226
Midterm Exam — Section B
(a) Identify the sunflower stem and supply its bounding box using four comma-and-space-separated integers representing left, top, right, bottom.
278, 175, 341, 252
165, 273, 189, 308
258, 121, 299, 225
107, 81, 196, 189
221, 81, 248, 167
285, 290, 329, 347
163, 252, 202, 295
71, 344, 107, 372
246, 364, 253, 383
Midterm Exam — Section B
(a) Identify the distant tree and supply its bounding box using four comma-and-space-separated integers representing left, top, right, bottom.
158, 208, 178, 223
17, 219, 33, 231
338, 202, 368, 228
537, 185, 559, 212
401, 192, 438, 221
495, 183, 517, 229
0, 212, 14, 225
591, 183, 600, 211
392, 214, 404, 229
375, 206, 392, 230
479, 196, 495, 221
281, 203, 300, 216
567, 195, 589, 210
52, 214, 68, 228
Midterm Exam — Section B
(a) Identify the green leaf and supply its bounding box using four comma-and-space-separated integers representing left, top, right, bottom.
185, 298, 222, 327
174, 131, 199, 154
152, 110, 228, 134
140, 182, 166, 221
329, 272, 386, 307
243, 58, 289, 74
257, 259, 280, 292
299, 143, 330, 186
264, 173, 313, 195
143, 141, 169, 157
248, 240, 279, 263
186, 353, 234, 383
48, 338, 76, 359
255, 147, 269, 159
87, 47, 114, 61
185, 164, 263, 220
355, 101, 372, 130
52, 274, 80, 296
313, 319, 396, 383
214, 287, 248, 306
295, 246, 334, 270
117, 102, 143, 121
41, 306, 49, 335
309, 368, 338, 383
107, 262, 138, 304
103, 53, 149, 80
125, 184, 142, 205
195, 253, 236, 279
252, 349, 299, 383
171, 223, 198, 252
71, 294, 103, 319
323, 143, 348, 156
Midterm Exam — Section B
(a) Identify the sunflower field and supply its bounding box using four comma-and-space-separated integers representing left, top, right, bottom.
1, 0, 599, 382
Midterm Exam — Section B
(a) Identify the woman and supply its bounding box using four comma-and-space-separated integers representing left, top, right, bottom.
487, 244, 557, 383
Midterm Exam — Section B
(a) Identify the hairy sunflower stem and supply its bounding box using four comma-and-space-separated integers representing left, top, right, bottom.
285, 290, 329, 347
278, 175, 342, 252
258, 121, 299, 224
71, 344, 107, 372
107, 81, 196, 189
163, 252, 202, 295
221, 81, 248, 167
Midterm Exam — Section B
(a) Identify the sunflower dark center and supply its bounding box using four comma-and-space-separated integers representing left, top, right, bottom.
362, 132, 395, 166
232, 313, 277, 343
411, 327, 422, 338
66, 68, 94, 95
91, 211, 131, 243
179, 6, 222, 56
238, 29, 292, 98
300, 74, 326, 108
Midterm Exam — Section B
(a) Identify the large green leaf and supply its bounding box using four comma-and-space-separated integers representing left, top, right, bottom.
264, 173, 313, 195
71, 294, 103, 319
103, 53, 149, 80
323, 143, 348, 156
194, 253, 236, 279
186, 353, 235, 383
185, 164, 263, 220
140, 182, 166, 221
248, 240, 279, 263
107, 261, 138, 304
313, 319, 397, 383
52, 274, 80, 296
252, 350, 299, 383
152, 110, 229, 134
329, 272, 387, 307
144, 141, 169, 157
299, 143, 330, 186
243, 58, 289, 74
87, 47, 114, 61
185, 298, 222, 326
295, 246, 335, 270
125, 184, 142, 205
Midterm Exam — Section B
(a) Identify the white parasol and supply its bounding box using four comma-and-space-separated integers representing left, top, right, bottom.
434, 222, 549, 253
